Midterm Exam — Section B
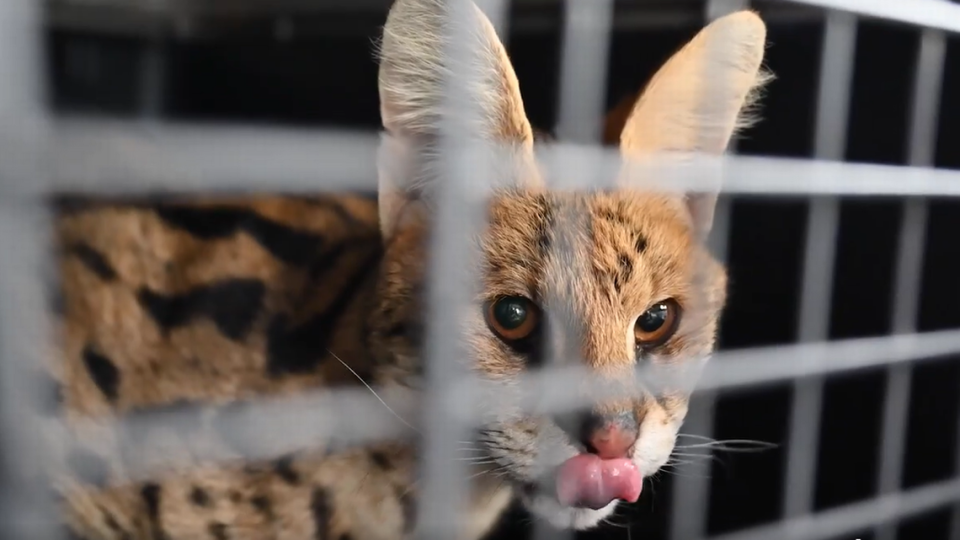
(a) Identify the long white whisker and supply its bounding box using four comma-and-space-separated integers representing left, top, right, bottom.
674, 438, 777, 452
663, 459, 702, 468
661, 469, 712, 480
466, 464, 510, 481
676, 433, 717, 441
328, 349, 421, 434
670, 452, 716, 458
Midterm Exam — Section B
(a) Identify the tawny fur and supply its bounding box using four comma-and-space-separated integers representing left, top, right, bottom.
51, 1, 771, 538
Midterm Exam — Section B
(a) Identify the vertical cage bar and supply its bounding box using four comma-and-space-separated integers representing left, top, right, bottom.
903, 31, 947, 172
668, 393, 718, 540
783, 9, 857, 521
0, 0, 58, 536
531, 157, 595, 540
875, 27, 944, 540
0, 204, 62, 540
666, 6, 745, 539
414, 0, 507, 537
0, 0, 46, 182
668, 194, 734, 540
555, 0, 614, 144
533, 0, 613, 537
0, 0, 43, 122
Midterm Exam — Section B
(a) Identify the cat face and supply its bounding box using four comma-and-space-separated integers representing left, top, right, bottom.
465, 188, 725, 529
371, 0, 769, 530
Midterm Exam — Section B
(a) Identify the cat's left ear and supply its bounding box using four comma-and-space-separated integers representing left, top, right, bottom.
616, 11, 771, 238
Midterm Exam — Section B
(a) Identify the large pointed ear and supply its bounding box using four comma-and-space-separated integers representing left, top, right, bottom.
619, 11, 771, 238
375, 0, 536, 238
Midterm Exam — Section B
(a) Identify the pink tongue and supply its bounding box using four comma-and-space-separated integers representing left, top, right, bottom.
556, 454, 642, 510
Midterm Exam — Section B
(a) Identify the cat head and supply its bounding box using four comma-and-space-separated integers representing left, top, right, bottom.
369, 0, 769, 530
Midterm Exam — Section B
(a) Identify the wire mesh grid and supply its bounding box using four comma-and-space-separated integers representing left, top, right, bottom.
2, 0, 960, 539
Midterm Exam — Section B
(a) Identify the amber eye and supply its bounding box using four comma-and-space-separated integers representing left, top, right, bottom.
485, 296, 540, 341
634, 299, 680, 347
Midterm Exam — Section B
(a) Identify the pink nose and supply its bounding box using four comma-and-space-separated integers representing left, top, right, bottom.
587, 423, 638, 460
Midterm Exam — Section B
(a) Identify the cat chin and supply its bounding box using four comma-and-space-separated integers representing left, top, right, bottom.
521, 492, 619, 531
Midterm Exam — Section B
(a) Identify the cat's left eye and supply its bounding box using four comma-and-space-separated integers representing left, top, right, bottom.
634, 299, 680, 348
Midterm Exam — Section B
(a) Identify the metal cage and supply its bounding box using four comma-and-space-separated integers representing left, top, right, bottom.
2, 1, 960, 539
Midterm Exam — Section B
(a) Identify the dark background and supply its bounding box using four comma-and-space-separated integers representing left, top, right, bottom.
44, 0, 960, 538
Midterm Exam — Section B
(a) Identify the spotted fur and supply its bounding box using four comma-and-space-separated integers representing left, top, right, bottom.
50, 1, 770, 538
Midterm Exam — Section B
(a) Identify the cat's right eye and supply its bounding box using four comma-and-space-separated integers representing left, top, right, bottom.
484, 296, 540, 342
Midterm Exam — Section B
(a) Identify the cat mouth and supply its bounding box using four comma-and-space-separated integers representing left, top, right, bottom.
526, 454, 643, 510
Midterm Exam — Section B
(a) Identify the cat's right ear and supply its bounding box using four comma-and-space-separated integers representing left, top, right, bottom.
375, 0, 538, 239
617, 11, 770, 239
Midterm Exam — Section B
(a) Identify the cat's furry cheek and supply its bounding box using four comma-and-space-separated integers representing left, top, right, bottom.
631, 408, 684, 477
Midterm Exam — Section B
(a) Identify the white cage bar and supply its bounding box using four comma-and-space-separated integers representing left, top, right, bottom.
2, 0, 960, 539
783, 7, 856, 521
668, 0, 750, 536
874, 26, 946, 540
415, 0, 508, 535
0, 0, 61, 538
